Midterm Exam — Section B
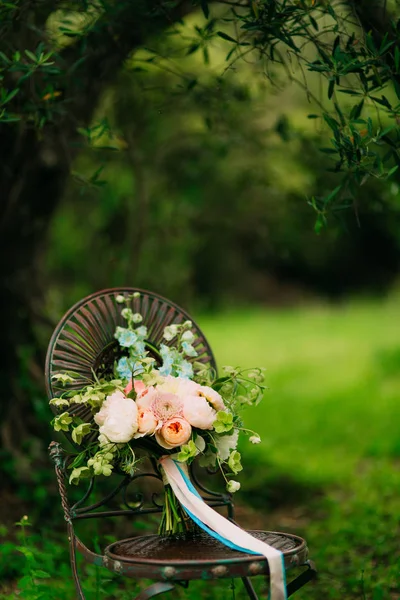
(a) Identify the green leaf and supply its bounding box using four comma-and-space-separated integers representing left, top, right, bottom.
309, 15, 318, 31
24, 49, 37, 62
393, 78, 400, 101
324, 185, 342, 204
370, 96, 392, 109
217, 31, 237, 44
323, 113, 340, 132
328, 79, 335, 99
395, 46, 400, 72
200, 0, 209, 19
4, 88, 19, 104
314, 214, 326, 234
320, 148, 338, 154
350, 99, 364, 120
31, 570, 51, 579
387, 165, 399, 178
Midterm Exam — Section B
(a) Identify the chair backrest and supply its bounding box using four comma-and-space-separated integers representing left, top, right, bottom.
46, 288, 230, 522
46, 287, 216, 423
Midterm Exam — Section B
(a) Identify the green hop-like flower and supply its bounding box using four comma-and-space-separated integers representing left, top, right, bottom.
228, 450, 243, 475
177, 440, 198, 463
213, 411, 234, 434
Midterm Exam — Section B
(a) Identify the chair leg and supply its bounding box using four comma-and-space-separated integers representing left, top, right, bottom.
68, 524, 86, 600
286, 561, 317, 597
133, 582, 175, 600
242, 577, 259, 600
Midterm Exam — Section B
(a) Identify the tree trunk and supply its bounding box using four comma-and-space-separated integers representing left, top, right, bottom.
0, 123, 70, 463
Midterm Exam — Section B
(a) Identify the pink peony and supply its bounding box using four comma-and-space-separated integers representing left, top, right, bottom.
151, 392, 183, 422
183, 395, 216, 429
197, 385, 225, 411
156, 417, 192, 449
124, 379, 146, 397
136, 386, 157, 410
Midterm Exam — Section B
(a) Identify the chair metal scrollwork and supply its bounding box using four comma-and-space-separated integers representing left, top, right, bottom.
46, 288, 317, 600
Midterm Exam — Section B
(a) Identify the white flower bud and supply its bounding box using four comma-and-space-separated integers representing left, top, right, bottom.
116, 295, 125, 303
227, 480, 241, 493
249, 435, 261, 444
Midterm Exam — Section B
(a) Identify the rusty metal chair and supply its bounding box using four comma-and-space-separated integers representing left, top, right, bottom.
46, 288, 316, 600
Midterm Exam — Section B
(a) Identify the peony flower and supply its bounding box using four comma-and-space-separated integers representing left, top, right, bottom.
157, 375, 198, 397
136, 386, 157, 410
123, 379, 145, 396
156, 417, 192, 449
95, 391, 138, 443
94, 390, 125, 426
226, 480, 241, 493
215, 429, 239, 461
183, 395, 216, 429
198, 385, 225, 411
151, 392, 183, 423
135, 408, 158, 437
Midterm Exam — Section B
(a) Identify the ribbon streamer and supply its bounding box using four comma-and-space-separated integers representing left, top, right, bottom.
160, 456, 287, 600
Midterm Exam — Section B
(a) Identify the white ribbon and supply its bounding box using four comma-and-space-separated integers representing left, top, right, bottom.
160, 457, 287, 600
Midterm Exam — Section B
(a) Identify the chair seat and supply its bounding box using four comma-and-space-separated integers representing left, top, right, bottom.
103, 530, 308, 581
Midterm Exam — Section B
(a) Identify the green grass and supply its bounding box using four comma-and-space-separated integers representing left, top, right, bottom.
1, 297, 399, 599
199, 296, 400, 599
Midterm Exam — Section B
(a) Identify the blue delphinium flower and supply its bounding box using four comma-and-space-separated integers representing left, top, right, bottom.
176, 360, 193, 379
136, 325, 147, 338
158, 363, 173, 377
116, 357, 133, 381
115, 327, 138, 348
159, 344, 176, 376
132, 340, 146, 356
182, 341, 198, 357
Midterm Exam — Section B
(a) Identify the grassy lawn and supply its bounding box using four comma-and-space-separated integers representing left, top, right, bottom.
1, 297, 399, 599
199, 296, 400, 599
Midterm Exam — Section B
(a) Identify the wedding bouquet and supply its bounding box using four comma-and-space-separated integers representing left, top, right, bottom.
50, 292, 265, 535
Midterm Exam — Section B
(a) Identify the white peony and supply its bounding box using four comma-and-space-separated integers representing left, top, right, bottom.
183, 395, 216, 429
95, 391, 138, 443
215, 429, 239, 461
198, 385, 225, 411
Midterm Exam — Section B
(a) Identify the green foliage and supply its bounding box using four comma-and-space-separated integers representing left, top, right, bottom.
1, 0, 400, 213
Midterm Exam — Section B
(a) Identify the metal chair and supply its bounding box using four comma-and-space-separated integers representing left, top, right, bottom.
46, 288, 316, 600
